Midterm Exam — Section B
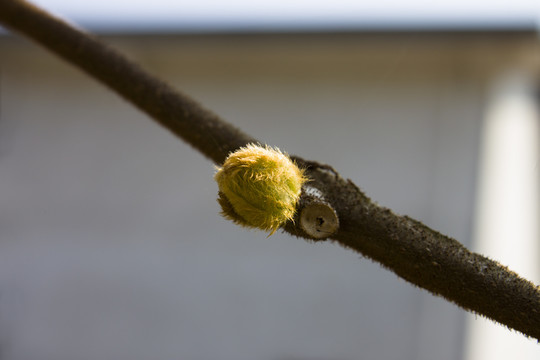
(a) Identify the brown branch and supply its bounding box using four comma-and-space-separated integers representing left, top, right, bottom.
0, 0, 256, 164
1, 0, 539, 339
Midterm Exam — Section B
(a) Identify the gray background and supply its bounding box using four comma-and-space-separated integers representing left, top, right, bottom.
0, 32, 527, 359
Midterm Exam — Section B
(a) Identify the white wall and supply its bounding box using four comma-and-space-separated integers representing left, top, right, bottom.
0, 33, 533, 360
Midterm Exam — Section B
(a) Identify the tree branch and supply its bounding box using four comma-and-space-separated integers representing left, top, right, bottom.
0, 0, 256, 164
1, 0, 539, 339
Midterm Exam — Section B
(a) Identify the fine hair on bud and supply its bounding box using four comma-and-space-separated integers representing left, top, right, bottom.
214, 144, 307, 235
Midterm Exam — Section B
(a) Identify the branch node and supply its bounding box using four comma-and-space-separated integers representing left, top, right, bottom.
299, 186, 339, 239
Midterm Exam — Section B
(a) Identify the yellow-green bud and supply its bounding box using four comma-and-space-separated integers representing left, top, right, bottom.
214, 144, 307, 235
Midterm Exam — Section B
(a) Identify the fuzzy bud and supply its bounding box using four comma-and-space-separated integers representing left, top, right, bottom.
214, 144, 307, 235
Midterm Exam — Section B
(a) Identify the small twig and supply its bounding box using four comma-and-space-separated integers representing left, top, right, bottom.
0, 0, 256, 164
1, 0, 539, 339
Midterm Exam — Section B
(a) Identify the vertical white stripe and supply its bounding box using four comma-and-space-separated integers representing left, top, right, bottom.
465, 72, 540, 360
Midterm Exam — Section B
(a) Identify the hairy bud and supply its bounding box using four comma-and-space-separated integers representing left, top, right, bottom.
215, 144, 307, 235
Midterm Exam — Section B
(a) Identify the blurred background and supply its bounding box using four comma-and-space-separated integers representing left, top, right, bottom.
1, 1, 540, 359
